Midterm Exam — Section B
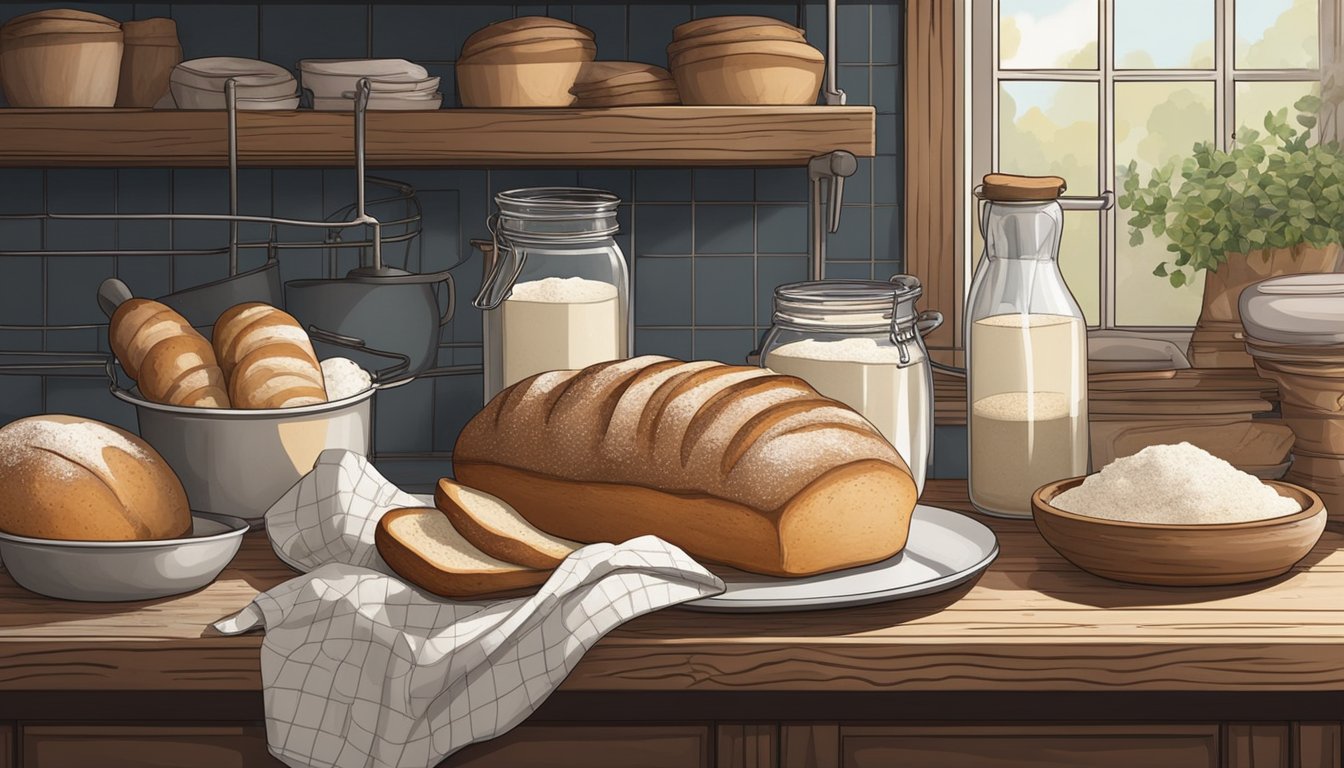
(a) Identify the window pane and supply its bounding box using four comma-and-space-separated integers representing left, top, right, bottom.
1236, 80, 1322, 138
999, 81, 1099, 195
1235, 0, 1319, 70
1114, 82, 1215, 327
1061, 212, 1100, 326
1000, 0, 1099, 70
1115, 0, 1214, 69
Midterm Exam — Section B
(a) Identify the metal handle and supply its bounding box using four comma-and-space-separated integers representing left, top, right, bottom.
97, 278, 134, 318
915, 309, 944, 336
306, 325, 412, 385
436, 271, 455, 327
473, 214, 529, 310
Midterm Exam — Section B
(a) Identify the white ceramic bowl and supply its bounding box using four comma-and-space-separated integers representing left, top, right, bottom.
0, 513, 248, 602
170, 81, 299, 109
312, 92, 443, 111
172, 56, 293, 90
298, 57, 428, 78
302, 71, 439, 99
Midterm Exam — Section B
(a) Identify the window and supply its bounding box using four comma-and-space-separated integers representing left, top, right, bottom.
970, 0, 1331, 330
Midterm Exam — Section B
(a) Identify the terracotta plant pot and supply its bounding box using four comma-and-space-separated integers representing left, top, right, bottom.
1188, 242, 1343, 369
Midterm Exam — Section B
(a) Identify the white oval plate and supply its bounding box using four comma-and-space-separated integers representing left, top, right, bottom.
684, 504, 998, 612
0, 513, 248, 602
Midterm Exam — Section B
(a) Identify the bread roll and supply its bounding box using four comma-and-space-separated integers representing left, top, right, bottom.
0, 415, 191, 541
213, 303, 327, 409
109, 299, 230, 408
453, 356, 918, 577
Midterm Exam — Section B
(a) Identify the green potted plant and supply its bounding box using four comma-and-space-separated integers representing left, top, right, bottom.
1118, 95, 1344, 368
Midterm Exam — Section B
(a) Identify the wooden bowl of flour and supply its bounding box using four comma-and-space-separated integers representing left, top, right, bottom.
1032, 478, 1326, 586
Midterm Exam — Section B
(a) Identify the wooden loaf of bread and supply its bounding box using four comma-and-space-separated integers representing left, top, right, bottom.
109, 299, 230, 408
453, 356, 918, 576
213, 303, 327, 409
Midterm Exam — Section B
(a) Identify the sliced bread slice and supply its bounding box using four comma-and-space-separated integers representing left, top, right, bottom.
435, 478, 583, 570
375, 507, 549, 598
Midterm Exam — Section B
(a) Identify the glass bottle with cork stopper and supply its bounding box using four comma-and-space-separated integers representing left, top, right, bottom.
966, 173, 1091, 518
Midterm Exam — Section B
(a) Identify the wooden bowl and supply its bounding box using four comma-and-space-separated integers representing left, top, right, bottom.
460, 16, 593, 59
458, 60, 588, 107
672, 40, 823, 106
673, 15, 803, 42
0, 28, 123, 107
667, 26, 806, 59
573, 61, 672, 90
1032, 477, 1327, 586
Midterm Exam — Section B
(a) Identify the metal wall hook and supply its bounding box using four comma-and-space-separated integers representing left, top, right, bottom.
808, 150, 858, 280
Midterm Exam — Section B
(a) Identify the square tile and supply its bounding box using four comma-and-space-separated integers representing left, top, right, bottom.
634, 257, 692, 325
756, 205, 808, 254
871, 65, 901, 114
827, 205, 872, 260
0, 376, 42, 424
823, 260, 874, 280
117, 169, 172, 252
874, 154, 901, 204
929, 425, 967, 479
635, 328, 692, 359
434, 373, 485, 451
573, 5, 627, 59
877, 114, 899, 155
693, 169, 754, 202
837, 4, 870, 64
488, 169, 578, 197
694, 204, 753, 254
46, 169, 116, 252
48, 256, 114, 324
692, 4, 797, 24
872, 1, 902, 65
173, 4, 259, 59
755, 254, 809, 325
633, 204, 692, 255
415, 190, 461, 272
117, 255, 173, 300
874, 205, 903, 263
45, 327, 100, 352
693, 328, 755, 364
0, 220, 41, 252
0, 169, 43, 213
635, 169, 692, 202
0, 257, 43, 324
754, 167, 808, 203
261, 4, 368, 74
845, 157, 872, 204
838, 65, 869, 106
872, 260, 906, 282
374, 378, 435, 453
694, 256, 754, 325
0, 330, 42, 352
546, 6, 575, 22
46, 377, 137, 432
373, 4, 509, 61
578, 170, 633, 200
627, 4, 690, 65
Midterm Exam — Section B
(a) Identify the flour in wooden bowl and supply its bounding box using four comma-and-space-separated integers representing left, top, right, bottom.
1052, 442, 1300, 524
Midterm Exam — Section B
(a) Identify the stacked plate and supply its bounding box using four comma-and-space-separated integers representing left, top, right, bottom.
667, 15, 823, 105
168, 57, 298, 110
571, 61, 677, 107
457, 16, 596, 107
300, 59, 441, 111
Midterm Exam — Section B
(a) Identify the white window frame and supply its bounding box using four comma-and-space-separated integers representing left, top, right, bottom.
967, 0, 1334, 339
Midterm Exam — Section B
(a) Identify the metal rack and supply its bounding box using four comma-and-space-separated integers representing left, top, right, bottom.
0, 79, 479, 382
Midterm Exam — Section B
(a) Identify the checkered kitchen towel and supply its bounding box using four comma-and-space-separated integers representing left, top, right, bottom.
214, 450, 724, 768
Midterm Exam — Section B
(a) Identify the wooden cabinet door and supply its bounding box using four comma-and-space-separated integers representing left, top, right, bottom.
22, 725, 283, 768
782, 724, 1221, 768
443, 724, 711, 768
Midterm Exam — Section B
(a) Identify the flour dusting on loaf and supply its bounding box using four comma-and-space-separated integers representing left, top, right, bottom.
0, 415, 147, 482
454, 356, 919, 576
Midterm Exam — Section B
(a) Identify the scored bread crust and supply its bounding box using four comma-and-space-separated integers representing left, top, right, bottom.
213, 303, 327, 409
453, 356, 918, 576
375, 507, 550, 598
434, 479, 580, 569
109, 299, 231, 408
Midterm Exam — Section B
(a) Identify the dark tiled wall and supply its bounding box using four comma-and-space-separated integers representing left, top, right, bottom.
0, 2, 903, 470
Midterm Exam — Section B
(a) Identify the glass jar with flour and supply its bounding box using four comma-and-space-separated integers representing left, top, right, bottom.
966, 174, 1092, 517
760, 277, 942, 493
475, 188, 631, 401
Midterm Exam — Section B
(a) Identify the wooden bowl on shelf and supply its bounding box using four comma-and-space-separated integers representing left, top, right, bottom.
672, 15, 804, 42
1031, 477, 1327, 587
671, 39, 824, 105
457, 16, 596, 107
0, 8, 123, 107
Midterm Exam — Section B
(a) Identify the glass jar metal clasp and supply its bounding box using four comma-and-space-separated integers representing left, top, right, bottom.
890, 309, 943, 365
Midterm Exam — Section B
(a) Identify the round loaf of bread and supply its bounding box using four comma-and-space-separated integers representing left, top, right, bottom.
0, 415, 191, 541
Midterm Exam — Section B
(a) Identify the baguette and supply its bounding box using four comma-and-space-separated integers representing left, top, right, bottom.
434, 478, 581, 569
453, 356, 918, 577
213, 303, 327, 409
375, 507, 550, 598
108, 298, 230, 408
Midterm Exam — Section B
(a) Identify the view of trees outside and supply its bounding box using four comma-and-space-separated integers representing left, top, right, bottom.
992, 0, 1321, 327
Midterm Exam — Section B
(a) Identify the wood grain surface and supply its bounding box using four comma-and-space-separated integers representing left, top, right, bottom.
0, 107, 876, 168
0, 481, 1339, 698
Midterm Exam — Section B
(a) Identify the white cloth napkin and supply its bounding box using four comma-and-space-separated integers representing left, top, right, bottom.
214, 450, 724, 768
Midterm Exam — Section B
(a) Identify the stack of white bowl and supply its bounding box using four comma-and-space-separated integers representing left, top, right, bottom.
167, 57, 299, 110
300, 59, 441, 111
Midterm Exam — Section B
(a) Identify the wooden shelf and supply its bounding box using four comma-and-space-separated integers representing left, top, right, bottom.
0, 106, 875, 168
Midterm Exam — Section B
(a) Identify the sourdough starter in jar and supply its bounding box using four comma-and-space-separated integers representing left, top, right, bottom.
768, 337, 931, 491
501, 276, 621, 387
968, 313, 1087, 515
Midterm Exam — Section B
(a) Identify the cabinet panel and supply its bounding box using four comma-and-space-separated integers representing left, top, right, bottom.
22, 725, 282, 768
1294, 723, 1343, 768
839, 725, 1219, 768
0, 723, 11, 768
1226, 724, 1290, 768
443, 725, 710, 768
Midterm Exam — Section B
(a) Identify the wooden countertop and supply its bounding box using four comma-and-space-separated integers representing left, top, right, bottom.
1, 480, 1341, 721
